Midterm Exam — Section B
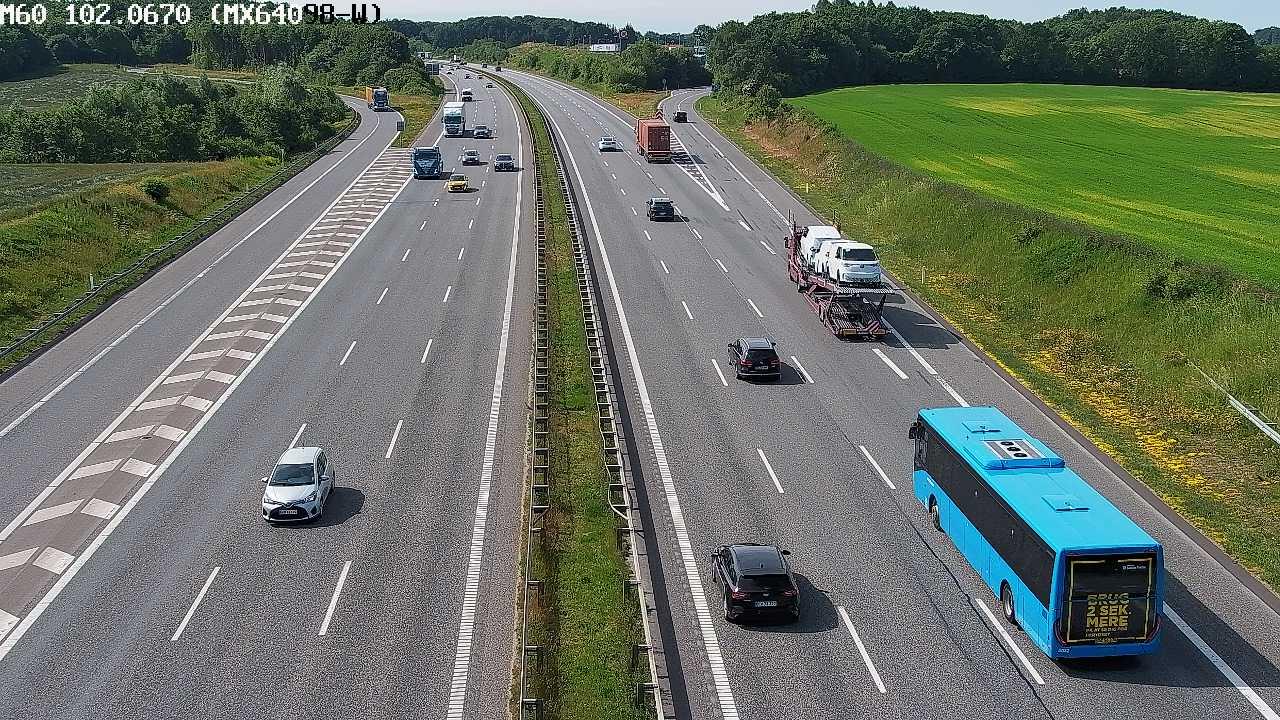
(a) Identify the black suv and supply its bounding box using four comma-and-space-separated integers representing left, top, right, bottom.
673, 110, 688, 122
727, 337, 781, 380
646, 197, 675, 221
712, 544, 800, 623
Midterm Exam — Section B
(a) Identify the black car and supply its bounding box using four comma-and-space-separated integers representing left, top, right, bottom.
673, 110, 688, 122
712, 544, 800, 623
727, 337, 781, 380
493, 153, 516, 171
646, 197, 675, 221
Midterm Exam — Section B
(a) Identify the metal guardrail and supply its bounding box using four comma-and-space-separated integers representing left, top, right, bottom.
1190, 363, 1280, 446
0, 108, 359, 370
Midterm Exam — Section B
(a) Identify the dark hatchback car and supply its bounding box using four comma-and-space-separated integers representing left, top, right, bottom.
727, 337, 781, 380
646, 197, 675, 221
712, 544, 800, 623
673, 110, 688, 122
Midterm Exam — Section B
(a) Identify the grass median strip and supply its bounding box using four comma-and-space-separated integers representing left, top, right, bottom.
498, 72, 646, 720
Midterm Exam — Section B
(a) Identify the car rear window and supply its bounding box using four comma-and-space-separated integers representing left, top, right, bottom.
745, 349, 777, 362
737, 573, 791, 591
652, 200, 672, 209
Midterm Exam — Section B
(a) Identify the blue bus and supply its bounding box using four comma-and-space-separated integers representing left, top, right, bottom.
909, 406, 1163, 658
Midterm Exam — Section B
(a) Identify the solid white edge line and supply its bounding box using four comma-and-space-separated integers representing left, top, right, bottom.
681, 301, 693, 320
289, 423, 307, 449
0, 107, 387, 441
858, 445, 896, 491
789, 355, 813, 384
712, 359, 728, 387
445, 80, 524, 720
974, 597, 1045, 685
873, 349, 909, 380
715, 259, 728, 273
530, 86, 741, 720
938, 378, 970, 407
1166, 604, 1280, 720
384, 420, 403, 460
882, 319, 937, 375
318, 560, 352, 636
170, 566, 220, 641
837, 606, 887, 693
757, 448, 784, 494
0, 155, 412, 660
339, 340, 356, 366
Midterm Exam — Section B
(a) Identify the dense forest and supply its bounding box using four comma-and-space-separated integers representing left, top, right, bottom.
0, 68, 346, 163
1258, 27, 1280, 46
508, 41, 711, 92
388, 15, 615, 50
0, 27, 59, 80
709, 4, 1280, 98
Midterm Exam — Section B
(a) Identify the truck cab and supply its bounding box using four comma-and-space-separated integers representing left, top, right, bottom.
442, 101, 466, 137
412, 146, 442, 179
365, 86, 390, 112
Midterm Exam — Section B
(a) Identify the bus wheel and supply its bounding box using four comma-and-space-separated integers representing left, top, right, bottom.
1000, 582, 1020, 629
929, 498, 942, 533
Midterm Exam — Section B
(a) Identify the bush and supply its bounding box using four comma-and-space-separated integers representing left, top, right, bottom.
140, 177, 170, 203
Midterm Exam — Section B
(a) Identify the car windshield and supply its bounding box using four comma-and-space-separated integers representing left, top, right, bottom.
737, 573, 791, 592
269, 463, 314, 487
601, 137, 614, 143
464, 151, 478, 156
496, 155, 512, 161
837, 247, 878, 261
450, 175, 465, 181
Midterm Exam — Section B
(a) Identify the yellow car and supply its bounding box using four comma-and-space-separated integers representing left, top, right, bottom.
446, 173, 469, 192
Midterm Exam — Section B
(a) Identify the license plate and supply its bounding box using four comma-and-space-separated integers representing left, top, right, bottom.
753, 600, 777, 608
755, 365, 769, 370
278, 508, 299, 516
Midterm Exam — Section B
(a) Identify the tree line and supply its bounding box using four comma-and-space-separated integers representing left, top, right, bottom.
507, 41, 711, 93
387, 15, 616, 51
708, 4, 1280, 99
0, 67, 346, 163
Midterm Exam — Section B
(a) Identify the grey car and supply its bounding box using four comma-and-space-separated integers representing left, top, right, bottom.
461, 149, 482, 165
261, 446, 335, 523
472, 125, 492, 139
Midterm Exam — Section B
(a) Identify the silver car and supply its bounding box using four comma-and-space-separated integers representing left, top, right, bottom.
461, 149, 481, 165
261, 446, 335, 523
597, 136, 620, 152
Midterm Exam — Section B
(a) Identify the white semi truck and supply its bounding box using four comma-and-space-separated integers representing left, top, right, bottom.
442, 101, 466, 137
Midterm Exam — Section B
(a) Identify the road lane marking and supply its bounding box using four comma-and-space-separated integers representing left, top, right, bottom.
21, 500, 81, 528
171, 567, 220, 641
339, 341, 356, 366
458, 247, 465, 260
873, 349, 909, 380
0, 111, 390, 442
631, 206, 637, 215
938, 378, 969, 406
881, 319, 936, 375
975, 597, 1045, 685
858, 446, 895, 490
789, 356, 813, 384
837, 606, 887, 693
757, 449, 784, 494
681, 301, 693, 320
1166, 604, 1279, 720
289, 423, 306, 448
660, 260, 670, 274
746, 299, 763, 318
419, 220, 427, 231
759, 240, 776, 255
715, 259, 728, 273
318, 561, 352, 636
443, 285, 453, 303
691, 228, 702, 240
643, 230, 652, 241
738, 220, 751, 231
402, 249, 411, 262
32, 548, 74, 574
421, 338, 434, 364
468, 219, 474, 230
376, 287, 389, 305
537, 99, 741, 720
447, 83, 525, 720
619, 187, 626, 196
712, 360, 728, 386
384, 420, 403, 459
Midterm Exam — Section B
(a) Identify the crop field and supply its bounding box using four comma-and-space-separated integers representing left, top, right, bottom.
0, 164, 199, 218
791, 84, 1280, 286
0, 64, 139, 109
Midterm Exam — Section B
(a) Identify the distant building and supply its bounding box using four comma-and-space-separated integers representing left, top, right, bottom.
589, 43, 621, 53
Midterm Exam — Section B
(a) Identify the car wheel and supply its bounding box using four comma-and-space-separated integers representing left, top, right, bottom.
1000, 582, 1020, 629
929, 498, 943, 533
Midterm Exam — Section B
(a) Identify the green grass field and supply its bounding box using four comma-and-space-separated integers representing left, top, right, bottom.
791, 84, 1280, 286
0, 64, 139, 109
0, 163, 201, 218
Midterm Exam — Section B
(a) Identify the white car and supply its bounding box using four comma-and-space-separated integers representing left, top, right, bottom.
261, 446, 335, 523
597, 136, 620, 152
813, 240, 883, 286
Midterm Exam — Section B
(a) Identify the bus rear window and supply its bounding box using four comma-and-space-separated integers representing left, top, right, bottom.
1063, 553, 1157, 644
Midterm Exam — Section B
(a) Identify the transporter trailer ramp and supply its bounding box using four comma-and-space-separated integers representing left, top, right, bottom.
784, 224, 889, 340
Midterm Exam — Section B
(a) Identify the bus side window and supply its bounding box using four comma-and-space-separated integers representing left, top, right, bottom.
913, 422, 928, 470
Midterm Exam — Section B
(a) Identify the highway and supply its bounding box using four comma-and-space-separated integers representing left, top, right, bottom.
498, 69, 1280, 720
0, 76, 533, 720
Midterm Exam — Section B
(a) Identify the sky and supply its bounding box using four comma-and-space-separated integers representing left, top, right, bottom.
377, 0, 1279, 34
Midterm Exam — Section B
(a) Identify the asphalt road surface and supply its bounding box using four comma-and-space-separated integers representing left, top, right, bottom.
0, 76, 534, 720
498, 69, 1280, 720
